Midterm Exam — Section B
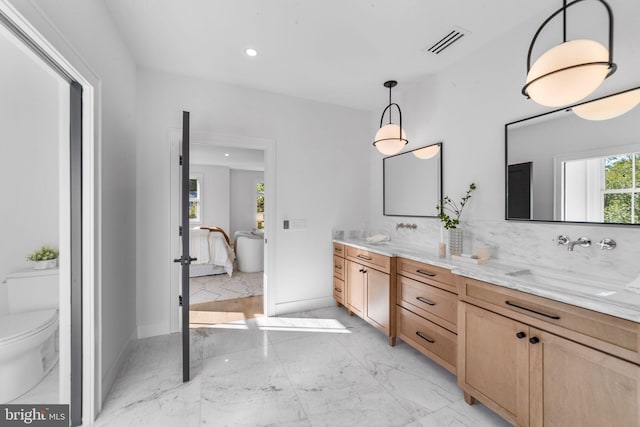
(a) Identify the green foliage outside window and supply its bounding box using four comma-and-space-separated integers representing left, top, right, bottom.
603, 154, 638, 224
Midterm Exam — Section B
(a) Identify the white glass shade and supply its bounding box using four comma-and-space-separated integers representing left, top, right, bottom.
413, 145, 440, 160
526, 39, 610, 107
374, 124, 407, 155
573, 89, 640, 121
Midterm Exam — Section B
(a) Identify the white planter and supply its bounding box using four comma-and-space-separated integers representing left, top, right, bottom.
33, 259, 58, 270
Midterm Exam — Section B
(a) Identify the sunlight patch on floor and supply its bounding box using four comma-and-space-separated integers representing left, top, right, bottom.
255, 317, 351, 334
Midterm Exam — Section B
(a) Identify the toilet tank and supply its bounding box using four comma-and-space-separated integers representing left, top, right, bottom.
5, 268, 59, 313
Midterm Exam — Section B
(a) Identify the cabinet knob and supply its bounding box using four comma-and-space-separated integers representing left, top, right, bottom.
516, 331, 527, 339
529, 337, 540, 344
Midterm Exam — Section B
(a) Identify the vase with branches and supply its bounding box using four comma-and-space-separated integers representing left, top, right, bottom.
436, 183, 476, 255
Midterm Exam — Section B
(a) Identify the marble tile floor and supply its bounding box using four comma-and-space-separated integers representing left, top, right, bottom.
91, 306, 509, 427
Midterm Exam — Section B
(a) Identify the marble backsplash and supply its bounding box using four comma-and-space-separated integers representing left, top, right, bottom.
361, 217, 640, 284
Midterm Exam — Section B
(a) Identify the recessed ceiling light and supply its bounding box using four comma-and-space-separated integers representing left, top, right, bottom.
245, 48, 258, 57
224, 153, 230, 157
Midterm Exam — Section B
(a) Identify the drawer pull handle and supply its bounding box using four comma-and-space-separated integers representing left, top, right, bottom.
416, 331, 435, 343
357, 254, 372, 261
335, 248, 343, 253
334, 288, 342, 293
505, 301, 561, 320
416, 296, 436, 306
416, 269, 436, 277
335, 265, 343, 270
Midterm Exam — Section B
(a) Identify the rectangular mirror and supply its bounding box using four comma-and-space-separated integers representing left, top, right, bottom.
505, 86, 640, 225
384, 142, 442, 217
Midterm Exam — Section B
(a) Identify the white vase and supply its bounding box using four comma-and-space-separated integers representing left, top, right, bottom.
448, 228, 463, 255
33, 259, 58, 270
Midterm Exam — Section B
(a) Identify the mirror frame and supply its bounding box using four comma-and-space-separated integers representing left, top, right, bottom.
504, 86, 640, 226
383, 142, 443, 218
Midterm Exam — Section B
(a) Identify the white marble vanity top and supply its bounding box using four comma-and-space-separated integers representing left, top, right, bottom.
334, 238, 640, 324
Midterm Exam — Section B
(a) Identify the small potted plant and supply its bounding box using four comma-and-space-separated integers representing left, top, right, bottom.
27, 246, 59, 270
436, 183, 476, 255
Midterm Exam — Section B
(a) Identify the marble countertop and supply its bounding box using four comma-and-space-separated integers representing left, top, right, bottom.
334, 238, 640, 323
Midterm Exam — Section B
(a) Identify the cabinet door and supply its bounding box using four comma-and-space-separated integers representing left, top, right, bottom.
365, 268, 390, 333
346, 260, 364, 316
529, 327, 640, 427
458, 303, 530, 426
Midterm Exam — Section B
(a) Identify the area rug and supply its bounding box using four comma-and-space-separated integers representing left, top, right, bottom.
189, 271, 263, 304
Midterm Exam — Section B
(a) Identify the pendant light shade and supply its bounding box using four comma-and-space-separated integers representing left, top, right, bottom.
572, 88, 640, 121
413, 144, 440, 160
522, 0, 617, 107
373, 80, 407, 155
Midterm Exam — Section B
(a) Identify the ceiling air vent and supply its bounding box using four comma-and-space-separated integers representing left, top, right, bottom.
425, 27, 468, 55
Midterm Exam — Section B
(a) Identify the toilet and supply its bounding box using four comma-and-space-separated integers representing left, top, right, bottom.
234, 231, 264, 273
0, 269, 59, 403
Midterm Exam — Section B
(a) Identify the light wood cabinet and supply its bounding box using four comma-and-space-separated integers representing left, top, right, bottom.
346, 259, 365, 317
335, 244, 395, 345
396, 257, 458, 373
332, 243, 346, 307
459, 301, 640, 427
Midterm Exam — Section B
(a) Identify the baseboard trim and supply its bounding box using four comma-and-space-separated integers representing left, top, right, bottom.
137, 322, 169, 339
274, 296, 335, 316
101, 329, 136, 401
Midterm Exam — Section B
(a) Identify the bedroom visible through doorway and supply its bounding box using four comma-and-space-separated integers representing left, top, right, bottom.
187, 143, 266, 327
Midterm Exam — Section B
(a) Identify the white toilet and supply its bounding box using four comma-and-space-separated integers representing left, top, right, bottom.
234, 231, 264, 273
0, 268, 59, 403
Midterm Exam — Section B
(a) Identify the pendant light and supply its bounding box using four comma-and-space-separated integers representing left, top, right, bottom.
373, 80, 408, 155
413, 144, 440, 160
522, 0, 617, 107
572, 88, 640, 121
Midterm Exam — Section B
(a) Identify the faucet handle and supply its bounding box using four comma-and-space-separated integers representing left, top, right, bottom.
577, 237, 591, 248
556, 235, 570, 245
598, 238, 616, 250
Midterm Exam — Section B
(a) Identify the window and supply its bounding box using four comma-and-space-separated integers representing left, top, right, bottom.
189, 176, 202, 223
256, 182, 264, 229
603, 153, 640, 224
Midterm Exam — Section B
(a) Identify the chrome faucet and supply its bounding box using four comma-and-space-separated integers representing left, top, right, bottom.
567, 237, 591, 251
396, 223, 417, 230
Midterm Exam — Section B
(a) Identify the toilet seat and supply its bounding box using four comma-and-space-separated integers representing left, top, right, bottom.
0, 309, 57, 345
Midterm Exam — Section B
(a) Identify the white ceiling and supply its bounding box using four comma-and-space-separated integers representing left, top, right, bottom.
191, 143, 264, 171
105, 0, 555, 111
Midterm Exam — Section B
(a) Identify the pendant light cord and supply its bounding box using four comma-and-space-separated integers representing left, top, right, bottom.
388, 85, 393, 124
563, 0, 567, 42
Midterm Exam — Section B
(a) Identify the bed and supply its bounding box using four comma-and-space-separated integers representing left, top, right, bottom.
189, 227, 236, 277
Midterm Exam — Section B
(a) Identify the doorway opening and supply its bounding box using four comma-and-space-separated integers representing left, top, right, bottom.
0, 4, 96, 425
169, 131, 276, 333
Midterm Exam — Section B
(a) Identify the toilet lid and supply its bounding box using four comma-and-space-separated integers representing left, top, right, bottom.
0, 309, 57, 342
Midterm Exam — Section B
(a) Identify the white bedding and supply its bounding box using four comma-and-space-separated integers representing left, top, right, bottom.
189, 229, 235, 277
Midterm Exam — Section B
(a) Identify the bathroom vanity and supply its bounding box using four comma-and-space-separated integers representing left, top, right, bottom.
331, 238, 640, 427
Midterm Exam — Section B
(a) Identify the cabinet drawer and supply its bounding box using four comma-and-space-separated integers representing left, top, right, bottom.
398, 306, 457, 374
398, 276, 457, 333
333, 256, 345, 279
345, 246, 390, 273
333, 277, 344, 304
397, 257, 457, 293
462, 277, 639, 362
333, 243, 345, 257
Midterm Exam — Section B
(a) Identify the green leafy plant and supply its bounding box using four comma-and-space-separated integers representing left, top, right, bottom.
436, 183, 477, 229
27, 246, 59, 261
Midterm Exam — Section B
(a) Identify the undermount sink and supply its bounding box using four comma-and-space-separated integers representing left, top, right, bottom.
505, 269, 619, 297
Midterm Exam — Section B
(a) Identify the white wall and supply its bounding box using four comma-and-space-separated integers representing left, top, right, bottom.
136, 68, 371, 334
10, 0, 138, 405
368, 2, 640, 283
230, 169, 264, 238
190, 164, 230, 232
0, 32, 59, 282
